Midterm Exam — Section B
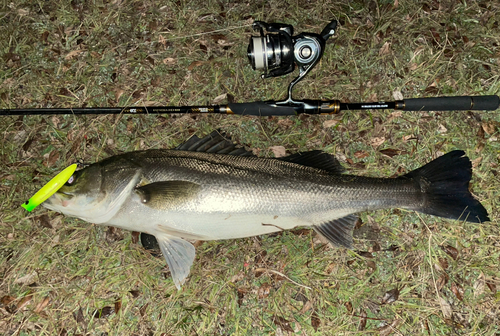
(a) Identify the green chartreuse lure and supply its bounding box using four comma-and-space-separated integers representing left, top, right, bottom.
21, 164, 77, 211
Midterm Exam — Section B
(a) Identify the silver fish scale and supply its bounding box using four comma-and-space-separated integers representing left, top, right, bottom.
116, 150, 423, 217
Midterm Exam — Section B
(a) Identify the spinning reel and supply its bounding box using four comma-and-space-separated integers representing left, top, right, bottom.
247, 20, 337, 104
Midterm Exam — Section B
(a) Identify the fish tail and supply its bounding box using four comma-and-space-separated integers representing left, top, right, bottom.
404, 150, 489, 223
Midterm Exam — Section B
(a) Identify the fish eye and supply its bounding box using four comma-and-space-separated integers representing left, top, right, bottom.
66, 175, 75, 185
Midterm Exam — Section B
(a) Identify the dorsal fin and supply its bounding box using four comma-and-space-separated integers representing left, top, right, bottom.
279, 150, 345, 174
176, 131, 254, 156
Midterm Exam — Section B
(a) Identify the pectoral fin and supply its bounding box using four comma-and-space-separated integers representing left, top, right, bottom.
313, 214, 357, 248
135, 181, 200, 210
155, 233, 196, 290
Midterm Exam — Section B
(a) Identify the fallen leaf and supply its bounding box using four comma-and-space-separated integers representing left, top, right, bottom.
473, 273, 485, 297
438, 296, 452, 319
290, 228, 310, 236
211, 33, 227, 43
379, 148, 401, 158
272, 315, 293, 332
430, 28, 441, 42
379, 42, 391, 56
114, 88, 125, 102
237, 287, 247, 306
486, 281, 496, 293
187, 61, 205, 71
47, 150, 60, 167
269, 146, 286, 158
114, 300, 122, 314
424, 85, 439, 95
437, 124, 447, 133
73, 307, 85, 323
34, 295, 51, 313
389, 111, 403, 120
34, 214, 53, 228
471, 157, 482, 168
358, 309, 367, 331
381, 288, 399, 304
22, 138, 34, 151
162, 57, 176, 65
1, 295, 15, 306
16, 294, 33, 311
129, 290, 140, 298
311, 311, 321, 331
438, 257, 449, 270
402, 134, 416, 142
357, 251, 374, 258
299, 300, 313, 314
139, 303, 149, 317
482, 122, 496, 135
451, 282, 464, 301
409, 62, 419, 71
14, 271, 37, 285
378, 318, 403, 336
132, 90, 145, 99
17, 8, 30, 16
392, 90, 403, 101
370, 137, 385, 147
105, 227, 124, 243
65, 49, 83, 60
354, 151, 369, 159
131, 231, 140, 244
344, 301, 353, 314
293, 291, 308, 303
323, 119, 340, 128
93, 306, 114, 318
257, 282, 271, 299
212, 93, 227, 104
441, 245, 459, 260
435, 272, 449, 291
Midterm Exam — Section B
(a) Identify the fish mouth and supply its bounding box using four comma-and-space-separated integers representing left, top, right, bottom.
43, 192, 73, 210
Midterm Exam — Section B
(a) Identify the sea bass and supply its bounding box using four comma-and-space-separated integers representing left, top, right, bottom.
43, 132, 489, 289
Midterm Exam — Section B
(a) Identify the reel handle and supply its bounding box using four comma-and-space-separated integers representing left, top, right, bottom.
320, 20, 338, 41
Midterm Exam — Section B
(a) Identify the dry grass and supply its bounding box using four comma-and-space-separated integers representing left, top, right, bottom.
1, 0, 499, 335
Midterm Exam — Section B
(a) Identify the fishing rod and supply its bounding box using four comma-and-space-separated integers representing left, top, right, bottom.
1, 20, 499, 116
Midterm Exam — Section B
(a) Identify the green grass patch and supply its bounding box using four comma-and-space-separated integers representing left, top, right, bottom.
1, 0, 499, 335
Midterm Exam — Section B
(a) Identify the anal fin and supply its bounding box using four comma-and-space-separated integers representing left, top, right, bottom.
155, 233, 196, 290
313, 214, 357, 248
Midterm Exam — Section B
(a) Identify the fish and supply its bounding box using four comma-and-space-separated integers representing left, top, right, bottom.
43, 131, 489, 289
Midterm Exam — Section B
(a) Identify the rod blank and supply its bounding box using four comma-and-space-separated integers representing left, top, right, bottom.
0, 95, 498, 116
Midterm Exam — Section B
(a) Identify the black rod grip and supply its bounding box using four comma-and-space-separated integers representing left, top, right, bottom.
403, 95, 500, 111
228, 101, 298, 116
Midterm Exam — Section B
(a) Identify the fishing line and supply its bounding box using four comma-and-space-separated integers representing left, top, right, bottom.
158, 24, 253, 41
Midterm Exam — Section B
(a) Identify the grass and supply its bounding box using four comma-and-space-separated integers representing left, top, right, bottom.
1, 0, 500, 335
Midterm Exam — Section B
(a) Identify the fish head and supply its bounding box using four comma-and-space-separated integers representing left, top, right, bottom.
44, 157, 142, 223
43, 163, 106, 220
